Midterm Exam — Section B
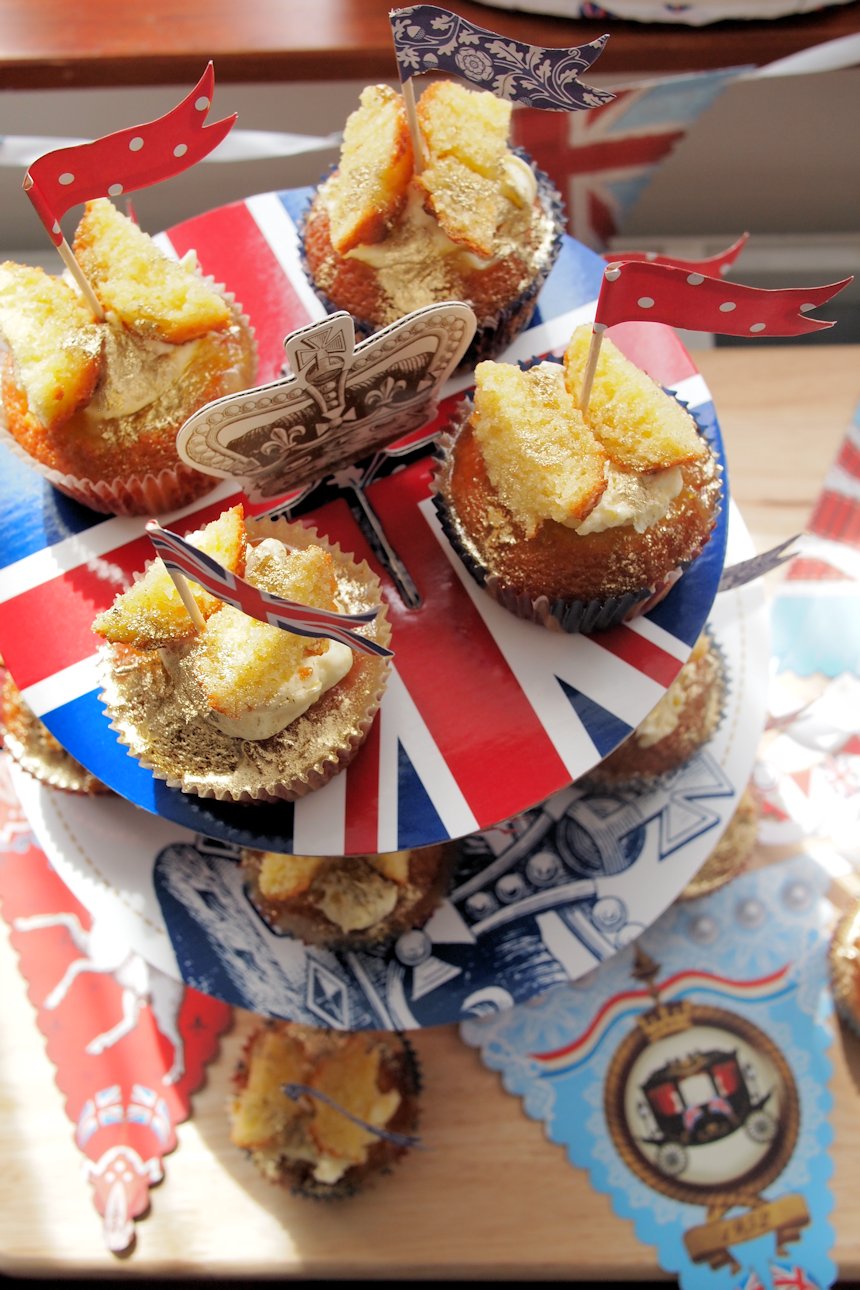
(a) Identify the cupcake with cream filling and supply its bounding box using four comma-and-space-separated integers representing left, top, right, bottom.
242, 845, 455, 949
0, 199, 256, 515
91, 505, 390, 802
433, 325, 721, 633
302, 81, 563, 363
229, 1021, 420, 1198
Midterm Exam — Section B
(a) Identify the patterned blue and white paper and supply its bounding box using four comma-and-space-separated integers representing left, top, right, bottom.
461, 855, 835, 1290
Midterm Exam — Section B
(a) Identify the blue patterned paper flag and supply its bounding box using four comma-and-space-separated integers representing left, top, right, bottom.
389, 5, 614, 111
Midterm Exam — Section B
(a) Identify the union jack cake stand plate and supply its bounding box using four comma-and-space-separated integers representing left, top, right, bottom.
1, 187, 734, 862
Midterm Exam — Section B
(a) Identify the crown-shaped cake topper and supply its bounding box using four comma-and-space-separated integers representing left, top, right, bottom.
176, 301, 477, 502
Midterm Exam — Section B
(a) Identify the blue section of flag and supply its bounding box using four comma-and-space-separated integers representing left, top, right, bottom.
771, 591, 860, 678
0, 441, 104, 567
397, 740, 448, 847
556, 678, 632, 757
605, 69, 743, 136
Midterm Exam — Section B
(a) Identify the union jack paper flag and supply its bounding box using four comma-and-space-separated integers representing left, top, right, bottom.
595, 259, 852, 337
23, 63, 235, 246
769, 1262, 821, 1290
145, 522, 393, 659
511, 67, 745, 249
389, 5, 613, 111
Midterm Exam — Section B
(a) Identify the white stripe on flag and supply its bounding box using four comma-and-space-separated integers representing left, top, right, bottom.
0, 476, 240, 604
245, 191, 330, 323
420, 497, 665, 773
22, 653, 100, 718
797, 534, 860, 582
292, 767, 347, 855
672, 372, 710, 410
626, 613, 693, 662
824, 461, 860, 503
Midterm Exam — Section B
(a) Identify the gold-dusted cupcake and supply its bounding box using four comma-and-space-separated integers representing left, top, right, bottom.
92, 505, 391, 802
0, 667, 108, 795
830, 903, 860, 1035
0, 200, 256, 516
588, 631, 726, 789
229, 1021, 420, 1198
678, 784, 759, 902
302, 81, 563, 364
433, 329, 721, 633
242, 845, 455, 949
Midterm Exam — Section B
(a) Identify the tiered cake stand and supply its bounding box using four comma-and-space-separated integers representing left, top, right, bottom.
0, 188, 769, 1029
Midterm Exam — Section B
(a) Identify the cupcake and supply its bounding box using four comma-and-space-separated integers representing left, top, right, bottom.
302, 81, 563, 363
433, 325, 721, 633
91, 504, 391, 802
0, 199, 256, 516
830, 903, 860, 1036
229, 1020, 420, 1198
242, 845, 455, 949
587, 631, 726, 789
678, 783, 759, 901
0, 666, 109, 795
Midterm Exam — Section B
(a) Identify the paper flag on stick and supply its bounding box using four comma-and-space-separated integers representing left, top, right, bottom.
145, 522, 394, 659
389, 6, 613, 111
718, 535, 803, 593
603, 233, 750, 277
22, 63, 235, 247
594, 259, 852, 336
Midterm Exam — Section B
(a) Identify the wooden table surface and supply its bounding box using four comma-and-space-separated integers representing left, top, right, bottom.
0, 343, 858, 1281
2, 0, 860, 88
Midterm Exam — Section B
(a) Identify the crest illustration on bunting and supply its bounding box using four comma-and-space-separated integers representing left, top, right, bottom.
176, 302, 476, 502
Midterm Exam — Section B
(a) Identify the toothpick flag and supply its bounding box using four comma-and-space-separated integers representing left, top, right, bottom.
145, 523, 393, 659
594, 260, 852, 336
603, 233, 750, 277
389, 6, 613, 111
22, 63, 234, 248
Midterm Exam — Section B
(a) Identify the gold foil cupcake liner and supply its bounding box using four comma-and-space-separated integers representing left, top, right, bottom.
0, 670, 110, 796
97, 516, 391, 803
830, 903, 860, 1035
677, 783, 758, 901
0, 277, 257, 517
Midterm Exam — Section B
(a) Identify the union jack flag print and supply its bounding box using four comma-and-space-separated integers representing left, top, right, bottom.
145, 522, 393, 659
769, 1261, 821, 1290
0, 186, 728, 857
511, 67, 745, 249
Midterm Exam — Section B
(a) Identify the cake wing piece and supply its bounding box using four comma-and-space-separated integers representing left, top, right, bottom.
176, 302, 476, 502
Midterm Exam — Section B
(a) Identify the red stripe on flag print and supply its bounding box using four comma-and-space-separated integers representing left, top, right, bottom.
786, 557, 853, 583
807, 489, 860, 546
165, 200, 312, 383
591, 623, 683, 690
0, 493, 243, 691
363, 461, 570, 823
837, 436, 860, 478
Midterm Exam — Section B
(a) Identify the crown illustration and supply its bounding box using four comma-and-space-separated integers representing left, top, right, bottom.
176, 303, 476, 502
636, 999, 694, 1042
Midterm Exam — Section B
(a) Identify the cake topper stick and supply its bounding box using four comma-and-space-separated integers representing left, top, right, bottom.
577, 251, 853, 412
388, 5, 614, 172
144, 523, 206, 632
22, 63, 235, 321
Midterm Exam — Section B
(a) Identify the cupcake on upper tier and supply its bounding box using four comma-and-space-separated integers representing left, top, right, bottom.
433, 324, 722, 633
0, 199, 256, 516
302, 81, 563, 363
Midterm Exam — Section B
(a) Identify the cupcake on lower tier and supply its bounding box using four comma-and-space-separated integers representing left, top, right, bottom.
91, 505, 390, 802
830, 904, 860, 1036
242, 845, 455, 949
433, 325, 721, 633
587, 631, 727, 790
229, 1021, 420, 1198
0, 200, 256, 515
302, 81, 563, 364
0, 666, 109, 795
678, 783, 759, 901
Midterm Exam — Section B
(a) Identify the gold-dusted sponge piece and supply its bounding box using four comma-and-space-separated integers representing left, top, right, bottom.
327, 85, 413, 255
0, 261, 102, 431
563, 324, 706, 472
472, 360, 608, 538
73, 198, 232, 343
92, 504, 247, 649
